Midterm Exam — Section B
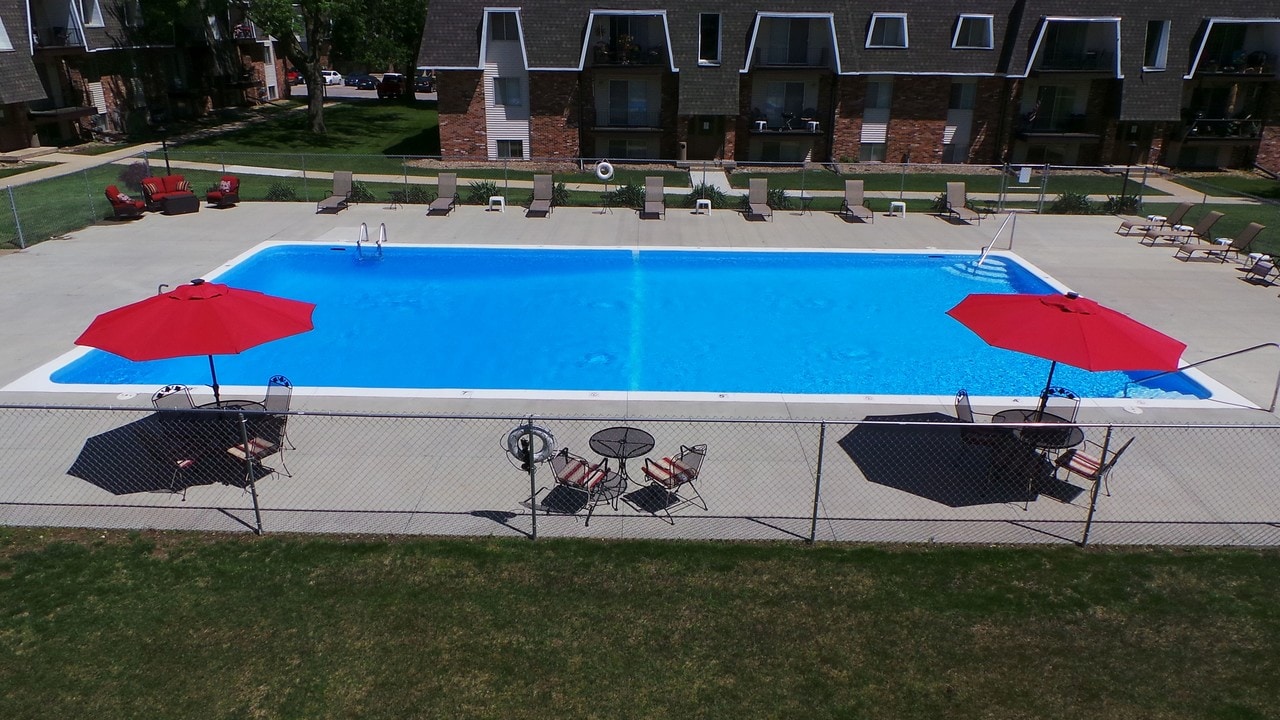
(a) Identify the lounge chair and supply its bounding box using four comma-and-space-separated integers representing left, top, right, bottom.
1140, 211, 1224, 247
945, 182, 982, 225
316, 170, 352, 213
1176, 222, 1265, 263
428, 173, 458, 215
205, 175, 240, 208
526, 174, 553, 217
642, 176, 665, 219
747, 178, 772, 221
1241, 257, 1278, 285
1117, 202, 1192, 236
105, 185, 145, 219
1055, 434, 1135, 497
621, 443, 707, 524
839, 180, 874, 223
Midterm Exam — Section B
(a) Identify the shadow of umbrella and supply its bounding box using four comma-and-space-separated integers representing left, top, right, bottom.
68, 414, 272, 496
837, 412, 1055, 508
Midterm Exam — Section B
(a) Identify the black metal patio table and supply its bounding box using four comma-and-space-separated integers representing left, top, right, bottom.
589, 426, 656, 483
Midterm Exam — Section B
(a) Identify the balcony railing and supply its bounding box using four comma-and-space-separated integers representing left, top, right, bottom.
1183, 116, 1264, 141
592, 109, 662, 129
1036, 49, 1112, 72
33, 25, 84, 49
1198, 51, 1273, 76
590, 43, 666, 66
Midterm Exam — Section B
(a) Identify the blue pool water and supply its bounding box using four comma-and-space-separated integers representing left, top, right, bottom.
51, 245, 1208, 399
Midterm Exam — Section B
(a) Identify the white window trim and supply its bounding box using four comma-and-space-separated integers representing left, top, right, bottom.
866, 13, 909, 49
742, 12, 841, 74
1021, 17, 1122, 79
698, 13, 721, 66
494, 77, 522, 107
83, 0, 105, 28
480, 8, 530, 70
0, 18, 12, 51
577, 10, 677, 73
1142, 20, 1170, 72
952, 14, 993, 50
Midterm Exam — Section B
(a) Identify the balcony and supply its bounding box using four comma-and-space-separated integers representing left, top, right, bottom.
32, 25, 84, 51
1182, 115, 1264, 142
590, 41, 666, 67
1197, 51, 1273, 76
591, 108, 662, 130
1035, 49, 1113, 73
1015, 114, 1100, 141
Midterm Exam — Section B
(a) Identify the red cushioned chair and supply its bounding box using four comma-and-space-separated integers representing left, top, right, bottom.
206, 175, 240, 208
105, 185, 145, 219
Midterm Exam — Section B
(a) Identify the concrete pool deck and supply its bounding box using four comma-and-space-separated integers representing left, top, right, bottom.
2, 201, 1279, 545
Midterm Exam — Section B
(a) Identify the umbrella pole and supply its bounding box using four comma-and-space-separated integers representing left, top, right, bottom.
1034, 361, 1054, 417
208, 355, 221, 403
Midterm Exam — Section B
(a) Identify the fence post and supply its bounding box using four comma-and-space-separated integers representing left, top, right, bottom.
1138, 166, 1148, 205
82, 169, 97, 225
525, 426, 538, 541
809, 422, 827, 544
238, 412, 264, 535
999, 162, 1009, 212
7, 185, 25, 249
1037, 164, 1049, 213
1078, 425, 1113, 547
300, 154, 308, 202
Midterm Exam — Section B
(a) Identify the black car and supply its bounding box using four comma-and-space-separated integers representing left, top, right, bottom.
377, 73, 405, 99
345, 74, 377, 90
414, 74, 435, 93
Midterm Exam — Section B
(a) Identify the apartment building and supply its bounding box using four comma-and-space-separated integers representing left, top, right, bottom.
0, 0, 285, 152
417, 1, 1280, 170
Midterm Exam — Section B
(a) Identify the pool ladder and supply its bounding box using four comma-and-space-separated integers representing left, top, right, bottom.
356, 222, 387, 255
975, 212, 1016, 268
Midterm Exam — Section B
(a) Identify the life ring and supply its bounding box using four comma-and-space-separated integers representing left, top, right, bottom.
595, 160, 615, 182
506, 423, 556, 464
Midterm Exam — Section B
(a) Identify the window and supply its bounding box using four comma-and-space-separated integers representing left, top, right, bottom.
764, 18, 813, 64
496, 140, 523, 159
607, 138, 652, 159
1143, 20, 1169, 70
123, 0, 143, 27
864, 80, 892, 110
607, 79, 651, 126
953, 14, 993, 49
82, 0, 105, 28
494, 77, 521, 106
949, 82, 976, 110
0, 18, 12, 51
489, 12, 519, 41
867, 14, 907, 48
762, 81, 805, 126
859, 142, 887, 162
698, 13, 721, 65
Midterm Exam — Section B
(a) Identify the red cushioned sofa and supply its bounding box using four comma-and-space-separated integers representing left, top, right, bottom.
139, 174, 199, 214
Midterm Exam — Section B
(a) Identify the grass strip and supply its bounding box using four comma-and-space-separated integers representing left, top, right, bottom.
0, 529, 1277, 720
728, 170, 1170, 196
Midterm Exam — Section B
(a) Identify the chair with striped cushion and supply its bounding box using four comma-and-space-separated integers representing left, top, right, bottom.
527, 448, 620, 524
623, 444, 708, 523
1054, 436, 1134, 498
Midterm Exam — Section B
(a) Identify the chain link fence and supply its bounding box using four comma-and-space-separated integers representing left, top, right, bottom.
2, 404, 1278, 547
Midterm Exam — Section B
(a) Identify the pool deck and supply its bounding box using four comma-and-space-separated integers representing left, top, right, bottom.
1, 202, 1279, 544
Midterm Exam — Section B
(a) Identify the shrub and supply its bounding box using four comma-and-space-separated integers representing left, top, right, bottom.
767, 187, 791, 210
525, 181, 571, 208
465, 180, 499, 205
683, 183, 730, 209
1049, 191, 1096, 215
930, 192, 949, 213
117, 161, 150, 192
348, 180, 375, 203
264, 181, 298, 202
1101, 194, 1142, 215
605, 181, 644, 209
405, 185, 432, 204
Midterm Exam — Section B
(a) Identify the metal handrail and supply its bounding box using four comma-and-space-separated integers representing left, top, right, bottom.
975, 212, 1016, 267
1123, 342, 1280, 413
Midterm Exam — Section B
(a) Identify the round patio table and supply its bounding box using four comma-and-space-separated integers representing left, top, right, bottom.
991, 409, 1085, 450
589, 426, 656, 482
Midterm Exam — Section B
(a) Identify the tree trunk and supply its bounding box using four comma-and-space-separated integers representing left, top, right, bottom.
307, 79, 327, 134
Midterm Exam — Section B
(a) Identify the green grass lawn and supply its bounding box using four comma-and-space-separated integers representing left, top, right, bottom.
1168, 173, 1280, 200
1, 529, 1277, 720
727, 169, 1169, 197
1137, 201, 1280, 257
0, 161, 55, 179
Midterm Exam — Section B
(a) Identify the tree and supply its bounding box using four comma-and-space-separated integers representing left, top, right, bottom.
330, 0, 429, 99
235, 0, 348, 133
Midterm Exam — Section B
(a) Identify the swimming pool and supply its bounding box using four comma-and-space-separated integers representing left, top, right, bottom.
32, 244, 1213, 401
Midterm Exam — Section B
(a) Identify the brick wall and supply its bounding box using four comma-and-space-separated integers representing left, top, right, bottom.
1087, 79, 1121, 164
970, 78, 1012, 163
886, 76, 949, 164
437, 71, 487, 159
831, 76, 866, 163
1256, 88, 1280, 172
528, 72, 579, 159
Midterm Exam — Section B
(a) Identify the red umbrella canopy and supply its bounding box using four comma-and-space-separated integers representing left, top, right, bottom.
946, 292, 1186, 373
75, 280, 316, 361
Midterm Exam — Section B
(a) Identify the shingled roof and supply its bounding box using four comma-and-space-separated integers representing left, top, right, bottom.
0, 4, 47, 105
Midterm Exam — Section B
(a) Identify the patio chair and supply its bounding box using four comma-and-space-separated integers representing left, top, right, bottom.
205, 175, 240, 208
428, 173, 458, 216
621, 443, 708, 524
527, 174, 553, 217
1176, 222, 1265, 263
1117, 202, 1192, 236
747, 178, 772, 221
105, 185, 145, 219
1037, 386, 1081, 423
1242, 256, 1278, 285
954, 389, 1007, 445
152, 384, 196, 410
316, 170, 352, 213
1140, 210, 1224, 247
945, 182, 982, 225
839, 180, 874, 223
526, 447, 621, 524
1055, 434, 1135, 497
642, 176, 665, 219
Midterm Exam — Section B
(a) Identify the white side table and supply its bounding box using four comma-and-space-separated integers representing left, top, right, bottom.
753, 121, 767, 132
888, 201, 907, 217
694, 198, 712, 215
488, 195, 505, 212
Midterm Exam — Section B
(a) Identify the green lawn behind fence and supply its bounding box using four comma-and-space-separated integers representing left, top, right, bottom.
1, 530, 1277, 720
727, 168, 1170, 197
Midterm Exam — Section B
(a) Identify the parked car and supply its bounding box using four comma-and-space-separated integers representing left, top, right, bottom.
285, 69, 302, 85
345, 74, 378, 90
320, 69, 343, 86
413, 73, 435, 93
377, 73, 405, 99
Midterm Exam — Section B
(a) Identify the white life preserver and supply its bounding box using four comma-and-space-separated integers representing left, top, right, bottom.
506, 423, 556, 464
595, 160, 615, 182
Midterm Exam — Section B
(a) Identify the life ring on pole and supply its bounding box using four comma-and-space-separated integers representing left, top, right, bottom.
506, 423, 556, 466
595, 160, 615, 182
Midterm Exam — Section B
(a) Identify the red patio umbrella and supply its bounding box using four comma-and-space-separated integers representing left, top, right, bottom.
75, 279, 315, 402
946, 291, 1186, 402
